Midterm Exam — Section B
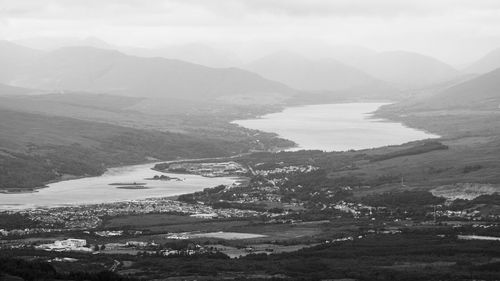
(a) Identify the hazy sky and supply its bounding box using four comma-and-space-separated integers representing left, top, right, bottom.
1, 0, 500, 65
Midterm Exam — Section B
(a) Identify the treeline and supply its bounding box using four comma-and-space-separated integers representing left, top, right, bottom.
450, 193, 500, 210
0, 213, 39, 230
359, 190, 445, 208
0, 129, 249, 190
369, 141, 448, 162
108, 233, 500, 280
0, 258, 135, 281
4, 232, 500, 280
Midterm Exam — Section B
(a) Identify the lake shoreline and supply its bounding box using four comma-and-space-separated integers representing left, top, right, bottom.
232, 102, 440, 152
0, 161, 240, 210
1, 102, 440, 207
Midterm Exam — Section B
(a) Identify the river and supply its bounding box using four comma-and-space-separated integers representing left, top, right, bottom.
233, 103, 438, 151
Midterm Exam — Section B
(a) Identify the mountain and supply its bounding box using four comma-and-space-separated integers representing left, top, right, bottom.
465, 47, 500, 74
325, 45, 377, 66
389, 68, 500, 111
0, 40, 43, 83
244, 51, 396, 97
9, 46, 295, 103
0, 83, 36, 96
122, 43, 241, 68
347, 51, 459, 89
14, 36, 114, 51
420, 68, 500, 110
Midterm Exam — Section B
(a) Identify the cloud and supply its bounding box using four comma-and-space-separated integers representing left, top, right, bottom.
1, 0, 500, 65
176, 0, 500, 18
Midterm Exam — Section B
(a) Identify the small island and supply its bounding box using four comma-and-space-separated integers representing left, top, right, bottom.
109, 182, 150, 189
115, 185, 149, 190
109, 182, 146, 186
146, 175, 183, 181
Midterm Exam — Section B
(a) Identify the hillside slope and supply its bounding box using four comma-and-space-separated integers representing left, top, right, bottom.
349, 51, 459, 89
245, 52, 396, 98
0, 109, 243, 190
465, 47, 500, 74
10, 47, 295, 103
0, 40, 42, 83
387, 68, 500, 112
0, 83, 36, 96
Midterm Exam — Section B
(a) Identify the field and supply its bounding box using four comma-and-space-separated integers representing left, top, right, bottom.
104, 214, 206, 229
102, 213, 327, 243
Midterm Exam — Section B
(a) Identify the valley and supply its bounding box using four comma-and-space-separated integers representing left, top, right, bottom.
1, 88, 500, 279
1, 14, 500, 279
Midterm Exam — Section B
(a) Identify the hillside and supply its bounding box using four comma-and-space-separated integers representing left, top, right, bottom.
0, 40, 42, 84
386, 68, 500, 112
0, 83, 36, 96
465, 47, 500, 74
0, 109, 246, 190
6, 46, 296, 103
245, 52, 397, 98
122, 43, 241, 68
348, 51, 459, 89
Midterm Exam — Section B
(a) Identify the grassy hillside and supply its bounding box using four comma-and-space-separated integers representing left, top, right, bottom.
0, 109, 291, 190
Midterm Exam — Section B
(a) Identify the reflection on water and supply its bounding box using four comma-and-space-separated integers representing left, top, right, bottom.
233, 103, 439, 151
0, 162, 236, 209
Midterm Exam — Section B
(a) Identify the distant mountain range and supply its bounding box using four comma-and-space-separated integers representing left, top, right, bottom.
0, 41, 295, 104
4, 37, 500, 106
122, 43, 242, 68
244, 49, 463, 95
244, 51, 397, 96
14, 36, 115, 51
345, 51, 460, 89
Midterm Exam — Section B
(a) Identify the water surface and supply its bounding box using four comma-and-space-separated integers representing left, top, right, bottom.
0, 162, 236, 210
233, 103, 438, 151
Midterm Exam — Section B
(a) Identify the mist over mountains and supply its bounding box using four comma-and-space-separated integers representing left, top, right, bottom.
387, 68, 500, 112
0, 42, 294, 103
1, 37, 500, 107
465, 48, 500, 74
244, 51, 395, 94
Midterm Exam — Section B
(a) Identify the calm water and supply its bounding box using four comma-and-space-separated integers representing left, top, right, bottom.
0, 162, 236, 210
233, 103, 439, 151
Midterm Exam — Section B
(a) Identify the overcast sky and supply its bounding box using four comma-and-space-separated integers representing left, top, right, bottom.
1, 0, 500, 65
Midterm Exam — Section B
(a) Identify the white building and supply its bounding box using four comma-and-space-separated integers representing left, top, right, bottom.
36, 238, 90, 252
